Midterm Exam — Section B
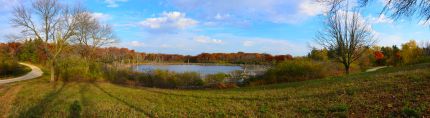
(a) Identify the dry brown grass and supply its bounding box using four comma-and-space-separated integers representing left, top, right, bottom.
0, 85, 22, 117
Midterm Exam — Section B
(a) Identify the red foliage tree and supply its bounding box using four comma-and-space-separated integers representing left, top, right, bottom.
374, 51, 385, 60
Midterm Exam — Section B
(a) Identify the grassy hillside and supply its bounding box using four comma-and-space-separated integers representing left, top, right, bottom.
0, 64, 429, 117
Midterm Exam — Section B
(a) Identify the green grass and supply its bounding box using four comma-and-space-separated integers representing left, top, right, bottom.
0, 64, 31, 79
0, 63, 430, 117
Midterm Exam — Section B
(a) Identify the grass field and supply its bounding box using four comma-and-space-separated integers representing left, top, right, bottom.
0, 63, 429, 117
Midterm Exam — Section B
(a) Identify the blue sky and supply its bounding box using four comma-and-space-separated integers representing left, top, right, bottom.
1, 0, 430, 56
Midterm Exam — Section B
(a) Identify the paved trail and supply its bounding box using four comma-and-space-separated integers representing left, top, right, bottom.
366, 66, 388, 72
0, 63, 43, 85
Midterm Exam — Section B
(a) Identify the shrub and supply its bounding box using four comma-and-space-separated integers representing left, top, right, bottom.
205, 73, 228, 84
0, 60, 22, 77
176, 72, 205, 87
103, 67, 208, 89
408, 56, 430, 65
103, 65, 243, 89
402, 107, 420, 118
56, 55, 105, 81
248, 59, 331, 85
0, 52, 29, 78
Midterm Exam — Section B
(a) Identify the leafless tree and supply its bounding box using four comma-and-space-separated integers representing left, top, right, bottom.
10, 0, 83, 82
422, 41, 430, 56
74, 12, 117, 59
316, 10, 375, 74
318, 0, 430, 22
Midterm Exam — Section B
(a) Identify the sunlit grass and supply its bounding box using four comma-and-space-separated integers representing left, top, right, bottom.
0, 63, 429, 117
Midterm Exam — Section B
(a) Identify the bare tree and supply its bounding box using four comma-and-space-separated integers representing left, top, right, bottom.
422, 41, 430, 56
11, 0, 82, 82
74, 12, 117, 59
316, 10, 374, 74
319, 0, 430, 22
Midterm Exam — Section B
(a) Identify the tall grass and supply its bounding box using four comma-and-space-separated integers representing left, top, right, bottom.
103, 67, 239, 89
248, 59, 340, 85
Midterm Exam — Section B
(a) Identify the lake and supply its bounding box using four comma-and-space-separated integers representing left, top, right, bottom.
133, 64, 244, 75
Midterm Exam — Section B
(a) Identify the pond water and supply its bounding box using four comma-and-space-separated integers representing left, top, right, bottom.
133, 64, 243, 75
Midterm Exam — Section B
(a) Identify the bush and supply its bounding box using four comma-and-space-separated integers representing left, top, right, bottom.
56, 55, 104, 81
205, 73, 228, 84
176, 72, 205, 87
0, 52, 29, 78
408, 56, 430, 65
248, 59, 331, 85
0, 60, 22, 77
103, 67, 208, 89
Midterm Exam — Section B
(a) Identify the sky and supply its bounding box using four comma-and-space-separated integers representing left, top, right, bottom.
0, 0, 430, 56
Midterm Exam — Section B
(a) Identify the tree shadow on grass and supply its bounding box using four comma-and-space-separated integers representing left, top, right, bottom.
143, 88, 289, 101
18, 83, 66, 118
92, 83, 153, 117
69, 100, 81, 118
78, 83, 89, 116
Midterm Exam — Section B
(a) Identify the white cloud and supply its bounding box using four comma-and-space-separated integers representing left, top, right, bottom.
242, 41, 255, 47
129, 41, 145, 47
104, 0, 128, 8
91, 12, 111, 21
138, 11, 198, 32
234, 37, 307, 55
170, 0, 327, 24
193, 36, 223, 44
377, 34, 406, 46
214, 13, 230, 20
122, 32, 307, 56
299, 0, 328, 16
0, 0, 18, 12
367, 14, 393, 24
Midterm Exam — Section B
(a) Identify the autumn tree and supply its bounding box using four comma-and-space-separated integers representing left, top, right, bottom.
308, 48, 329, 61
374, 51, 385, 65
401, 40, 422, 64
316, 9, 374, 74
11, 0, 83, 81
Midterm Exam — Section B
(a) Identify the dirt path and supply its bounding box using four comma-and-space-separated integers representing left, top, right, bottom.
0, 63, 43, 85
366, 66, 388, 72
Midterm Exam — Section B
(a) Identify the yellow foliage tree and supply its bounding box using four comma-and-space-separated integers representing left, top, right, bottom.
401, 40, 422, 64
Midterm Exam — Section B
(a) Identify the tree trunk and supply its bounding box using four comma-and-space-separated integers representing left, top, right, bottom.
344, 64, 350, 75
50, 63, 56, 82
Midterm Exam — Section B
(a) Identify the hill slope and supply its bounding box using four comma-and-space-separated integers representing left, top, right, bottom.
0, 63, 429, 117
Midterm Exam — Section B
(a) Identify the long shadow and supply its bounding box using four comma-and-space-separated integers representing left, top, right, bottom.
92, 83, 153, 117
77, 83, 90, 117
114, 84, 289, 101
19, 83, 66, 118
143, 88, 290, 101
69, 100, 81, 118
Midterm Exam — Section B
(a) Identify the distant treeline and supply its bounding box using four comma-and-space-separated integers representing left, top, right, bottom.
140, 52, 293, 64
0, 41, 293, 65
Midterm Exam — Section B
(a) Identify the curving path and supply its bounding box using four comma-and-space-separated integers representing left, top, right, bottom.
0, 63, 43, 85
365, 66, 388, 72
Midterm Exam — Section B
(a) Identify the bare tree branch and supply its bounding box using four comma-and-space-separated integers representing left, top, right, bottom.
316, 9, 374, 74
10, 0, 86, 81
319, 0, 430, 22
